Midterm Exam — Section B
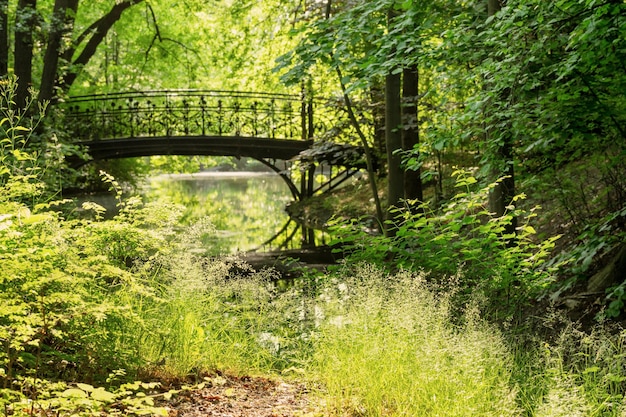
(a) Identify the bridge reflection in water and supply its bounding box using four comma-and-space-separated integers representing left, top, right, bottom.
63, 89, 365, 200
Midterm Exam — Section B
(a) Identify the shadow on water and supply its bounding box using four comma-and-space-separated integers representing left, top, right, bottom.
241, 217, 344, 279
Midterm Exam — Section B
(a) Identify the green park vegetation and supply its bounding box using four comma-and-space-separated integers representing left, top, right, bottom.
2, 0, 626, 415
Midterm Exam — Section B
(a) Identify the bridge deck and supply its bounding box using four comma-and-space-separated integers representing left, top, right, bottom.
76, 136, 313, 162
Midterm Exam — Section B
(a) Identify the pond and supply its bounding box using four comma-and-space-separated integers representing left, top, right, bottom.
141, 171, 326, 255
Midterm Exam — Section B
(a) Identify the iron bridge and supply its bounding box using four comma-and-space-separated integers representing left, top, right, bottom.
63, 89, 364, 200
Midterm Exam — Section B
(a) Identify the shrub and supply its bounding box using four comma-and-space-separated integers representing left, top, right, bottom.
331, 170, 560, 315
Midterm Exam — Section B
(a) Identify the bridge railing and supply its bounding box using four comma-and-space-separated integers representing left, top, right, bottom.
63, 90, 310, 141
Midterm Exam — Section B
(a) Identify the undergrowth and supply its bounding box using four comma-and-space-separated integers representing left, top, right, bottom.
329, 170, 562, 319
3, 77, 626, 416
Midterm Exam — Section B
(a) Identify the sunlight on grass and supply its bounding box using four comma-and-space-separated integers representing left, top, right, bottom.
121, 250, 626, 417
132, 254, 283, 376
309, 266, 518, 416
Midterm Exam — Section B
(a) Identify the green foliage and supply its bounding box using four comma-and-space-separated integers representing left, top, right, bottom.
0, 187, 183, 384
2, 98, 626, 417
0, 80, 46, 201
462, 0, 626, 170
4, 377, 170, 416
5, 2, 626, 413
562, 205, 626, 318
512, 319, 626, 417
280, 0, 626, 236
0, 78, 175, 414
70, 0, 298, 94
132, 254, 313, 375
331, 170, 559, 313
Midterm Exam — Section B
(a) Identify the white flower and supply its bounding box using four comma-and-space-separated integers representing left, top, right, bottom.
314, 305, 325, 327
258, 332, 280, 354
329, 315, 350, 328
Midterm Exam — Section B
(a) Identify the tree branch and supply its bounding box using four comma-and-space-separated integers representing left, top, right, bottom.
61, 0, 145, 92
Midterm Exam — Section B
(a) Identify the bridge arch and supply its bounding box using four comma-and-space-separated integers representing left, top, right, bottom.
63, 89, 365, 201
67, 139, 306, 200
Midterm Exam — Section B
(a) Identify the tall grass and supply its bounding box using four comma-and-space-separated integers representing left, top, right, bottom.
127, 249, 520, 414
5, 182, 625, 415
93, 221, 626, 417
308, 266, 518, 416
512, 318, 626, 417
123, 249, 626, 416
130, 254, 284, 376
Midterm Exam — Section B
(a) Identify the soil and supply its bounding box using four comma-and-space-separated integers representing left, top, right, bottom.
158, 375, 322, 417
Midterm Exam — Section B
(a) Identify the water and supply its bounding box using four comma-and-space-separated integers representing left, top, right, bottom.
142, 172, 319, 254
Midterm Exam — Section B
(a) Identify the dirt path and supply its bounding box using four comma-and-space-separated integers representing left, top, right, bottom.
161, 375, 322, 417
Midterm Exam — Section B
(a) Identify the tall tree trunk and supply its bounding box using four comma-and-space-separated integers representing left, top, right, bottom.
39, 0, 79, 103
385, 8, 404, 237
402, 64, 423, 203
14, 0, 37, 109
486, 0, 516, 237
0, 0, 8, 77
385, 70, 403, 236
488, 0, 500, 13
60, 0, 144, 93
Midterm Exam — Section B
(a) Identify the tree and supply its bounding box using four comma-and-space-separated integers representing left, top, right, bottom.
385, 7, 404, 236
276, 0, 454, 229
0, 0, 8, 75
3, 0, 145, 109
38, 0, 78, 102
69, 0, 300, 93
402, 65, 423, 204
276, 0, 389, 230
385, 69, 403, 234
14, 0, 37, 109
485, 0, 517, 238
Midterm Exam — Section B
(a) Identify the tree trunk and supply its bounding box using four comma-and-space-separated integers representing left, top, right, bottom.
488, 0, 500, 14
39, 0, 79, 103
385, 69, 403, 235
14, 0, 37, 109
486, 0, 517, 237
402, 65, 423, 203
60, 0, 144, 92
587, 244, 626, 294
0, 0, 8, 77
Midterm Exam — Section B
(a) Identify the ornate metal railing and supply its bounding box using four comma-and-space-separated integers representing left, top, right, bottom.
63, 89, 313, 141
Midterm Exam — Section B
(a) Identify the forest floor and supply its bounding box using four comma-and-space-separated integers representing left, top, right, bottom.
158, 374, 321, 417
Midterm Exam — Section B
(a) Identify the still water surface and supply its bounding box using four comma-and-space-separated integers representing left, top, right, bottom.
142, 172, 299, 254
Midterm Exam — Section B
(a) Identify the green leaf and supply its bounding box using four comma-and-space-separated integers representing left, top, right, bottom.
12, 149, 31, 161
582, 366, 600, 374
91, 388, 117, 403
76, 383, 94, 392
61, 388, 88, 398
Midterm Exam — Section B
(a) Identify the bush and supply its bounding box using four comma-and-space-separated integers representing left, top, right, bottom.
331, 170, 560, 315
